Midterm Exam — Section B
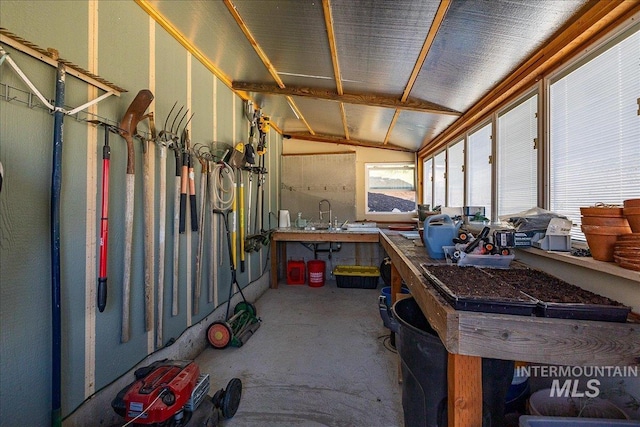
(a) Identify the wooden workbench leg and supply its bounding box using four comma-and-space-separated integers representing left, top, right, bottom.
270, 239, 278, 289
448, 353, 482, 427
391, 262, 403, 383
390, 262, 402, 305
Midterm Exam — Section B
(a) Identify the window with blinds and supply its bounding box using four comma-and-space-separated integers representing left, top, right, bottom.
433, 151, 446, 209
423, 157, 433, 208
549, 24, 640, 240
447, 139, 465, 207
467, 123, 493, 220
497, 93, 538, 217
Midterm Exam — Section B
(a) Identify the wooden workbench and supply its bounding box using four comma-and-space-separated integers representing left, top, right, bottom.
269, 228, 380, 289
379, 230, 640, 427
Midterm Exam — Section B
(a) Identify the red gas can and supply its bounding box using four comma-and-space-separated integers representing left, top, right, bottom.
286, 260, 306, 285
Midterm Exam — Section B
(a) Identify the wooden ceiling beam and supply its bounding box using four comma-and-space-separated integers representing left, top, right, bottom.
286, 132, 412, 152
223, 0, 285, 89
322, 0, 351, 140
381, 0, 451, 146
402, 0, 451, 102
231, 81, 461, 115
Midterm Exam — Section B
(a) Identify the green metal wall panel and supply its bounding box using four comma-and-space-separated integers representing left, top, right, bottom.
153, 23, 189, 348
0, 53, 55, 427
0, 1, 284, 424
190, 56, 215, 324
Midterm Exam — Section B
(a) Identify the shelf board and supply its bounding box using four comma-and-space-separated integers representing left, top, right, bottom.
517, 247, 640, 283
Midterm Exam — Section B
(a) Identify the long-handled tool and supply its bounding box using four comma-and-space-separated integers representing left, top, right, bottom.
155, 104, 180, 346
207, 209, 260, 349
193, 147, 210, 315
227, 142, 245, 270
88, 120, 119, 313
238, 168, 245, 273
187, 130, 198, 233
141, 112, 157, 333
163, 105, 188, 316
119, 89, 154, 343
178, 115, 197, 234
207, 159, 216, 304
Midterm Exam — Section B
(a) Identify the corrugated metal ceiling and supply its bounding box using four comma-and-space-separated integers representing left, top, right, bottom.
147, 0, 592, 153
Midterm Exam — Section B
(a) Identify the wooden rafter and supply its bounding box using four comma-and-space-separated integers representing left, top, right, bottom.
286, 132, 412, 152
383, 0, 451, 145
418, 0, 640, 158
135, 0, 239, 96
402, 0, 451, 103
232, 81, 460, 115
322, 0, 350, 140
223, 0, 314, 135
223, 0, 284, 89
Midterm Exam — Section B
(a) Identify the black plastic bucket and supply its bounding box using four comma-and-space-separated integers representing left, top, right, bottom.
392, 297, 514, 427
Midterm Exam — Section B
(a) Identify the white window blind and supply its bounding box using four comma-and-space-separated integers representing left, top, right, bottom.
433, 151, 446, 209
423, 157, 433, 208
447, 140, 464, 207
550, 25, 640, 239
467, 123, 492, 220
497, 94, 538, 216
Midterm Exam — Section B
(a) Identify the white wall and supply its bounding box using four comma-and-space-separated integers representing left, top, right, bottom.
283, 138, 416, 222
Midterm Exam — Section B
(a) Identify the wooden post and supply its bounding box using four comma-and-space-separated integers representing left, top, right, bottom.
448, 353, 482, 427
270, 238, 278, 288
390, 262, 402, 305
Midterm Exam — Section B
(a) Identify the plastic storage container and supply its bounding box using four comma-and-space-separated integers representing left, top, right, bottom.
519, 416, 639, 427
443, 246, 515, 268
286, 260, 306, 285
423, 214, 460, 259
334, 265, 380, 289
391, 297, 514, 427
380, 286, 410, 308
307, 260, 326, 287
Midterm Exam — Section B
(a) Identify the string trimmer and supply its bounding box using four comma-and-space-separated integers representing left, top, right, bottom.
207, 209, 260, 349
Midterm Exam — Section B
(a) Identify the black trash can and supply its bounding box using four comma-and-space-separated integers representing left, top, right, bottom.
392, 297, 514, 427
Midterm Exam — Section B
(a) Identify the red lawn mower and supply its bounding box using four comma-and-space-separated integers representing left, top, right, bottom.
111, 359, 241, 426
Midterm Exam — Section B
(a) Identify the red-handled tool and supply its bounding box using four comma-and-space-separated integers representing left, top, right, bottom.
90, 120, 117, 312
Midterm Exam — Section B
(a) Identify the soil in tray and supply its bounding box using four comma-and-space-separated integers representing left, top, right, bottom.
487, 268, 624, 306
423, 265, 532, 302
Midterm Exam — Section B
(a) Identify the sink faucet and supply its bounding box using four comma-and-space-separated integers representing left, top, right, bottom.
319, 199, 332, 223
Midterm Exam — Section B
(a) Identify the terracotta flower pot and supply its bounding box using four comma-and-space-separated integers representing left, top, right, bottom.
581, 216, 630, 227
580, 206, 624, 217
622, 208, 640, 233
623, 198, 640, 208
624, 215, 640, 233
580, 224, 632, 234
581, 225, 630, 262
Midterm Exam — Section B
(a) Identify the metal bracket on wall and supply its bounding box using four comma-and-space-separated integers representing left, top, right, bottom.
0, 82, 122, 129
0, 28, 126, 117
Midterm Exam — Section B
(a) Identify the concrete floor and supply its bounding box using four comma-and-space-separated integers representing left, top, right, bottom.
196, 279, 404, 427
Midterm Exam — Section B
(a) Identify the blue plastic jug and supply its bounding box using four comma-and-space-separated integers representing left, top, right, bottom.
423, 214, 460, 259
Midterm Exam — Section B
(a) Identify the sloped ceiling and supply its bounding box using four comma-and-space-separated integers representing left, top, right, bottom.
144, 0, 592, 153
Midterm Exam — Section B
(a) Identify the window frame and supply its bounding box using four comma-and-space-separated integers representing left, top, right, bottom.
364, 162, 417, 215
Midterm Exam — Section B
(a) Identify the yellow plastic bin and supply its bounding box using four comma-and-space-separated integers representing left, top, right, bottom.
333, 265, 380, 289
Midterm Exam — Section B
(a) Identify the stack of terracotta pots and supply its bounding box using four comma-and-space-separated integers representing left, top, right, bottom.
623, 198, 640, 232
580, 205, 630, 262
613, 199, 640, 271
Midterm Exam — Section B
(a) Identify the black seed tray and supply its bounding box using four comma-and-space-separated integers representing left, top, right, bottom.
536, 302, 631, 323
420, 264, 538, 316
